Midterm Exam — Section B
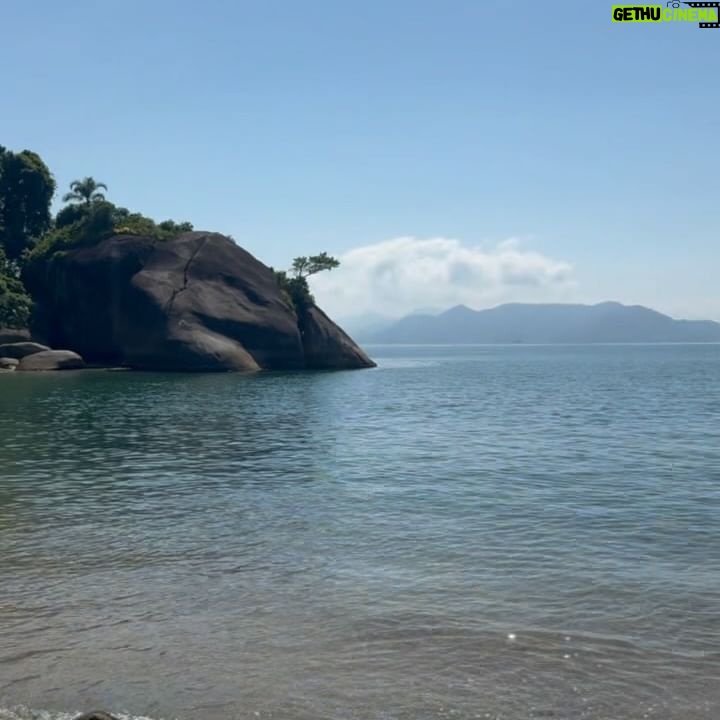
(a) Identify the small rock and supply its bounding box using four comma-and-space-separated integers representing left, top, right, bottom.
73, 712, 120, 720
17, 349, 85, 371
0, 357, 19, 370
0, 341, 50, 359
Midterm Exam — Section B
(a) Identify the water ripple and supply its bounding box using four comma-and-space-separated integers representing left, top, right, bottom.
1, 345, 719, 719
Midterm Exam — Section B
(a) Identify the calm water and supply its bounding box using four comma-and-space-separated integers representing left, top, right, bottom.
1, 345, 719, 720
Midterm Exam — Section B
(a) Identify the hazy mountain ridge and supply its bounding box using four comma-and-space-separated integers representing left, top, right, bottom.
366, 302, 720, 344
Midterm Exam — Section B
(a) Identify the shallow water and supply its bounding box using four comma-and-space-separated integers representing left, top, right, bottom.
1, 345, 719, 720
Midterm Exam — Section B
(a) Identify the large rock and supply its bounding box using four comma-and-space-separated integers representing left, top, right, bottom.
0, 357, 18, 370
300, 305, 376, 370
0, 328, 30, 344
17, 349, 85, 371
0, 341, 50, 359
27, 231, 375, 372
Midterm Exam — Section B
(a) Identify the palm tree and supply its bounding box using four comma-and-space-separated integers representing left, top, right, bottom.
62, 177, 108, 205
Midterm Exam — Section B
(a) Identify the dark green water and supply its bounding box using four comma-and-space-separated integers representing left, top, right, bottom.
1, 345, 719, 720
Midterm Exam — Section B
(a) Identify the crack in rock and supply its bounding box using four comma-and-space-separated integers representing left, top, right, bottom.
165, 236, 209, 315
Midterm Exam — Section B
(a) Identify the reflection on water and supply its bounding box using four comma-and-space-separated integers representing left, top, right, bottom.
1, 345, 719, 719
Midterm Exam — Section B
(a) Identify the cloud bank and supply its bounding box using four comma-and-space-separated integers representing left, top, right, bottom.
310, 236, 574, 319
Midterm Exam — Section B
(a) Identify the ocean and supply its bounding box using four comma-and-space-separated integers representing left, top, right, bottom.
1, 344, 718, 720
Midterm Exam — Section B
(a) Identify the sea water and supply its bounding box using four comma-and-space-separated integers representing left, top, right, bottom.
1, 344, 718, 719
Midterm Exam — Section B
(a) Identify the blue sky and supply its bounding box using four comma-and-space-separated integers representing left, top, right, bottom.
1, 0, 718, 319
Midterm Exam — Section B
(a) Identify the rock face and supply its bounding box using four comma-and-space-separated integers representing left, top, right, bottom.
0, 328, 30, 344
0, 341, 50, 359
300, 305, 376, 370
29, 231, 375, 372
17, 349, 85, 371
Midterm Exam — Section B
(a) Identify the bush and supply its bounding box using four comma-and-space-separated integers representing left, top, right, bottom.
274, 270, 314, 313
55, 203, 89, 229
0, 248, 32, 328
29, 202, 194, 264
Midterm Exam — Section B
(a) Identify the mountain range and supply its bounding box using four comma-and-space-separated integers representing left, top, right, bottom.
360, 302, 720, 344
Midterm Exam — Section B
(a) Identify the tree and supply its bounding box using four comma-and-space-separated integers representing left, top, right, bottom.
0, 246, 32, 328
291, 251, 340, 279
0, 146, 56, 261
62, 176, 108, 205
55, 202, 89, 229
275, 252, 340, 313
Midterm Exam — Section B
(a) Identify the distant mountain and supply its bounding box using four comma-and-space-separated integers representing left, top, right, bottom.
337, 313, 397, 338
338, 308, 444, 338
367, 302, 720, 344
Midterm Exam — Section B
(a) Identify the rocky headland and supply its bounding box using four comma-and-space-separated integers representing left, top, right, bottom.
2, 232, 374, 373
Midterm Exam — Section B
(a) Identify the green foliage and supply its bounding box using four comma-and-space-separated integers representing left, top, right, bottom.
29, 202, 194, 263
156, 219, 195, 237
30, 201, 115, 260
0, 146, 56, 261
275, 252, 339, 312
104, 210, 193, 241
291, 252, 340, 279
0, 247, 32, 328
55, 202, 89, 229
274, 270, 314, 312
62, 177, 108, 205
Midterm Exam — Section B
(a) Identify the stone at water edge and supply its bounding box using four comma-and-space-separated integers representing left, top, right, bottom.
0, 341, 50, 359
0, 357, 19, 370
17, 349, 85, 371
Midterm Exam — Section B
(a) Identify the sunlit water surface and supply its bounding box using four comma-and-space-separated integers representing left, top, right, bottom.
1, 345, 719, 720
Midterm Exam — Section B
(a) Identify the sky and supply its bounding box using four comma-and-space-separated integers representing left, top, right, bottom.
1, 0, 718, 320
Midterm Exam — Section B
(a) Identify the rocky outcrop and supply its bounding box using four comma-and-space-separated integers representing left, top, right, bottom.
300, 305, 376, 369
27, 231, 375, 372
0, 328, 30, 344
0, 357, 18, 370
17, 349, 85, 371
0, 341, 50, 359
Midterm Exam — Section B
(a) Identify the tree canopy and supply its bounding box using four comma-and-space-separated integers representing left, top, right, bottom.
28, 200, 194, 264
62, 177, 108, 205
275, 252, 340, 313
0, 246, 32, 328
0, 146, 56, 261
291, 252, 340, 279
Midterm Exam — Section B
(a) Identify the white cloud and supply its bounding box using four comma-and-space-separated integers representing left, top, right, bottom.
310, 236, 574, 318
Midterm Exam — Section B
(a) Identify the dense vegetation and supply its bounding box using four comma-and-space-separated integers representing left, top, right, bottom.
0, 247, 32, 327
0, 144, 339, 328
0, 146, 55, 326
0, 146, 55, 263
29, 201, 194, 261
